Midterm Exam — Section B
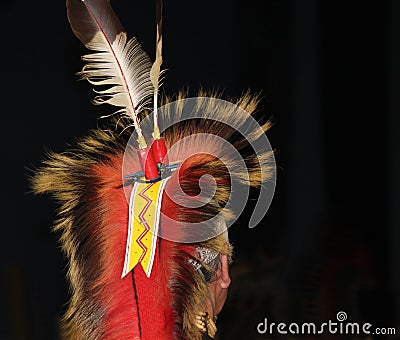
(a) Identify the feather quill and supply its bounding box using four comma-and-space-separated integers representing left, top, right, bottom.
67, 0, 154, 148
150, 0, 164, 139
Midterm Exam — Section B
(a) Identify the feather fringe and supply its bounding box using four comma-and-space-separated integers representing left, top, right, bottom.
67, 0, 154, 144
81, 32, 154, 120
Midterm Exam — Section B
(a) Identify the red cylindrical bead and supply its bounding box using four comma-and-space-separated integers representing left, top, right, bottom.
151, 138, 169, 165
137, 147, 159, 180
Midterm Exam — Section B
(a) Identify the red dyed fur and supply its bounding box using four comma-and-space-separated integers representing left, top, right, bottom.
92, 154, 175, 339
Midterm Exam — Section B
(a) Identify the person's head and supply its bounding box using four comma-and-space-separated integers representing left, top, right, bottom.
32, 92, 272, 339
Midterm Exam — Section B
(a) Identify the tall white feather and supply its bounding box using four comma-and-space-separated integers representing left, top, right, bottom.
67, 0, 153, 148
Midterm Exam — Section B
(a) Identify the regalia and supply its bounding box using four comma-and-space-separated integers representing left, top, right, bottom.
32, 0, 275, 338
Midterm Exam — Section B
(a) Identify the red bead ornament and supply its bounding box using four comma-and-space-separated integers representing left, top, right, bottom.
151, 138, 169, 165
137, 147, 159, 180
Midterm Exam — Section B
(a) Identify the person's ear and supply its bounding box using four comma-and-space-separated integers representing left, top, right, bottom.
219, 253, 231, 289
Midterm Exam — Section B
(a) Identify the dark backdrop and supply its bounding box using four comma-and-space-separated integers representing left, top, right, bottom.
1, 0, 399, 339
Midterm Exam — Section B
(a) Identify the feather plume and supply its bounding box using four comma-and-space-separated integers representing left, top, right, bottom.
150, 0, 164, 138
67, 0, 154, 147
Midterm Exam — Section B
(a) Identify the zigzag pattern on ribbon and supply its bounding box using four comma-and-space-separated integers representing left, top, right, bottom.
136, 183, 155, 263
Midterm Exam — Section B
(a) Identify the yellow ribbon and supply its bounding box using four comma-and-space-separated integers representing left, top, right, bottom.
122, 178, 169, 278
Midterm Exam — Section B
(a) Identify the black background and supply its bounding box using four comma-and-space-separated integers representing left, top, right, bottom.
1, 0, 399, 339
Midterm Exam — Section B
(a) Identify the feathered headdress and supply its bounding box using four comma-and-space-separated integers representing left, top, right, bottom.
32, 0, 275, 339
